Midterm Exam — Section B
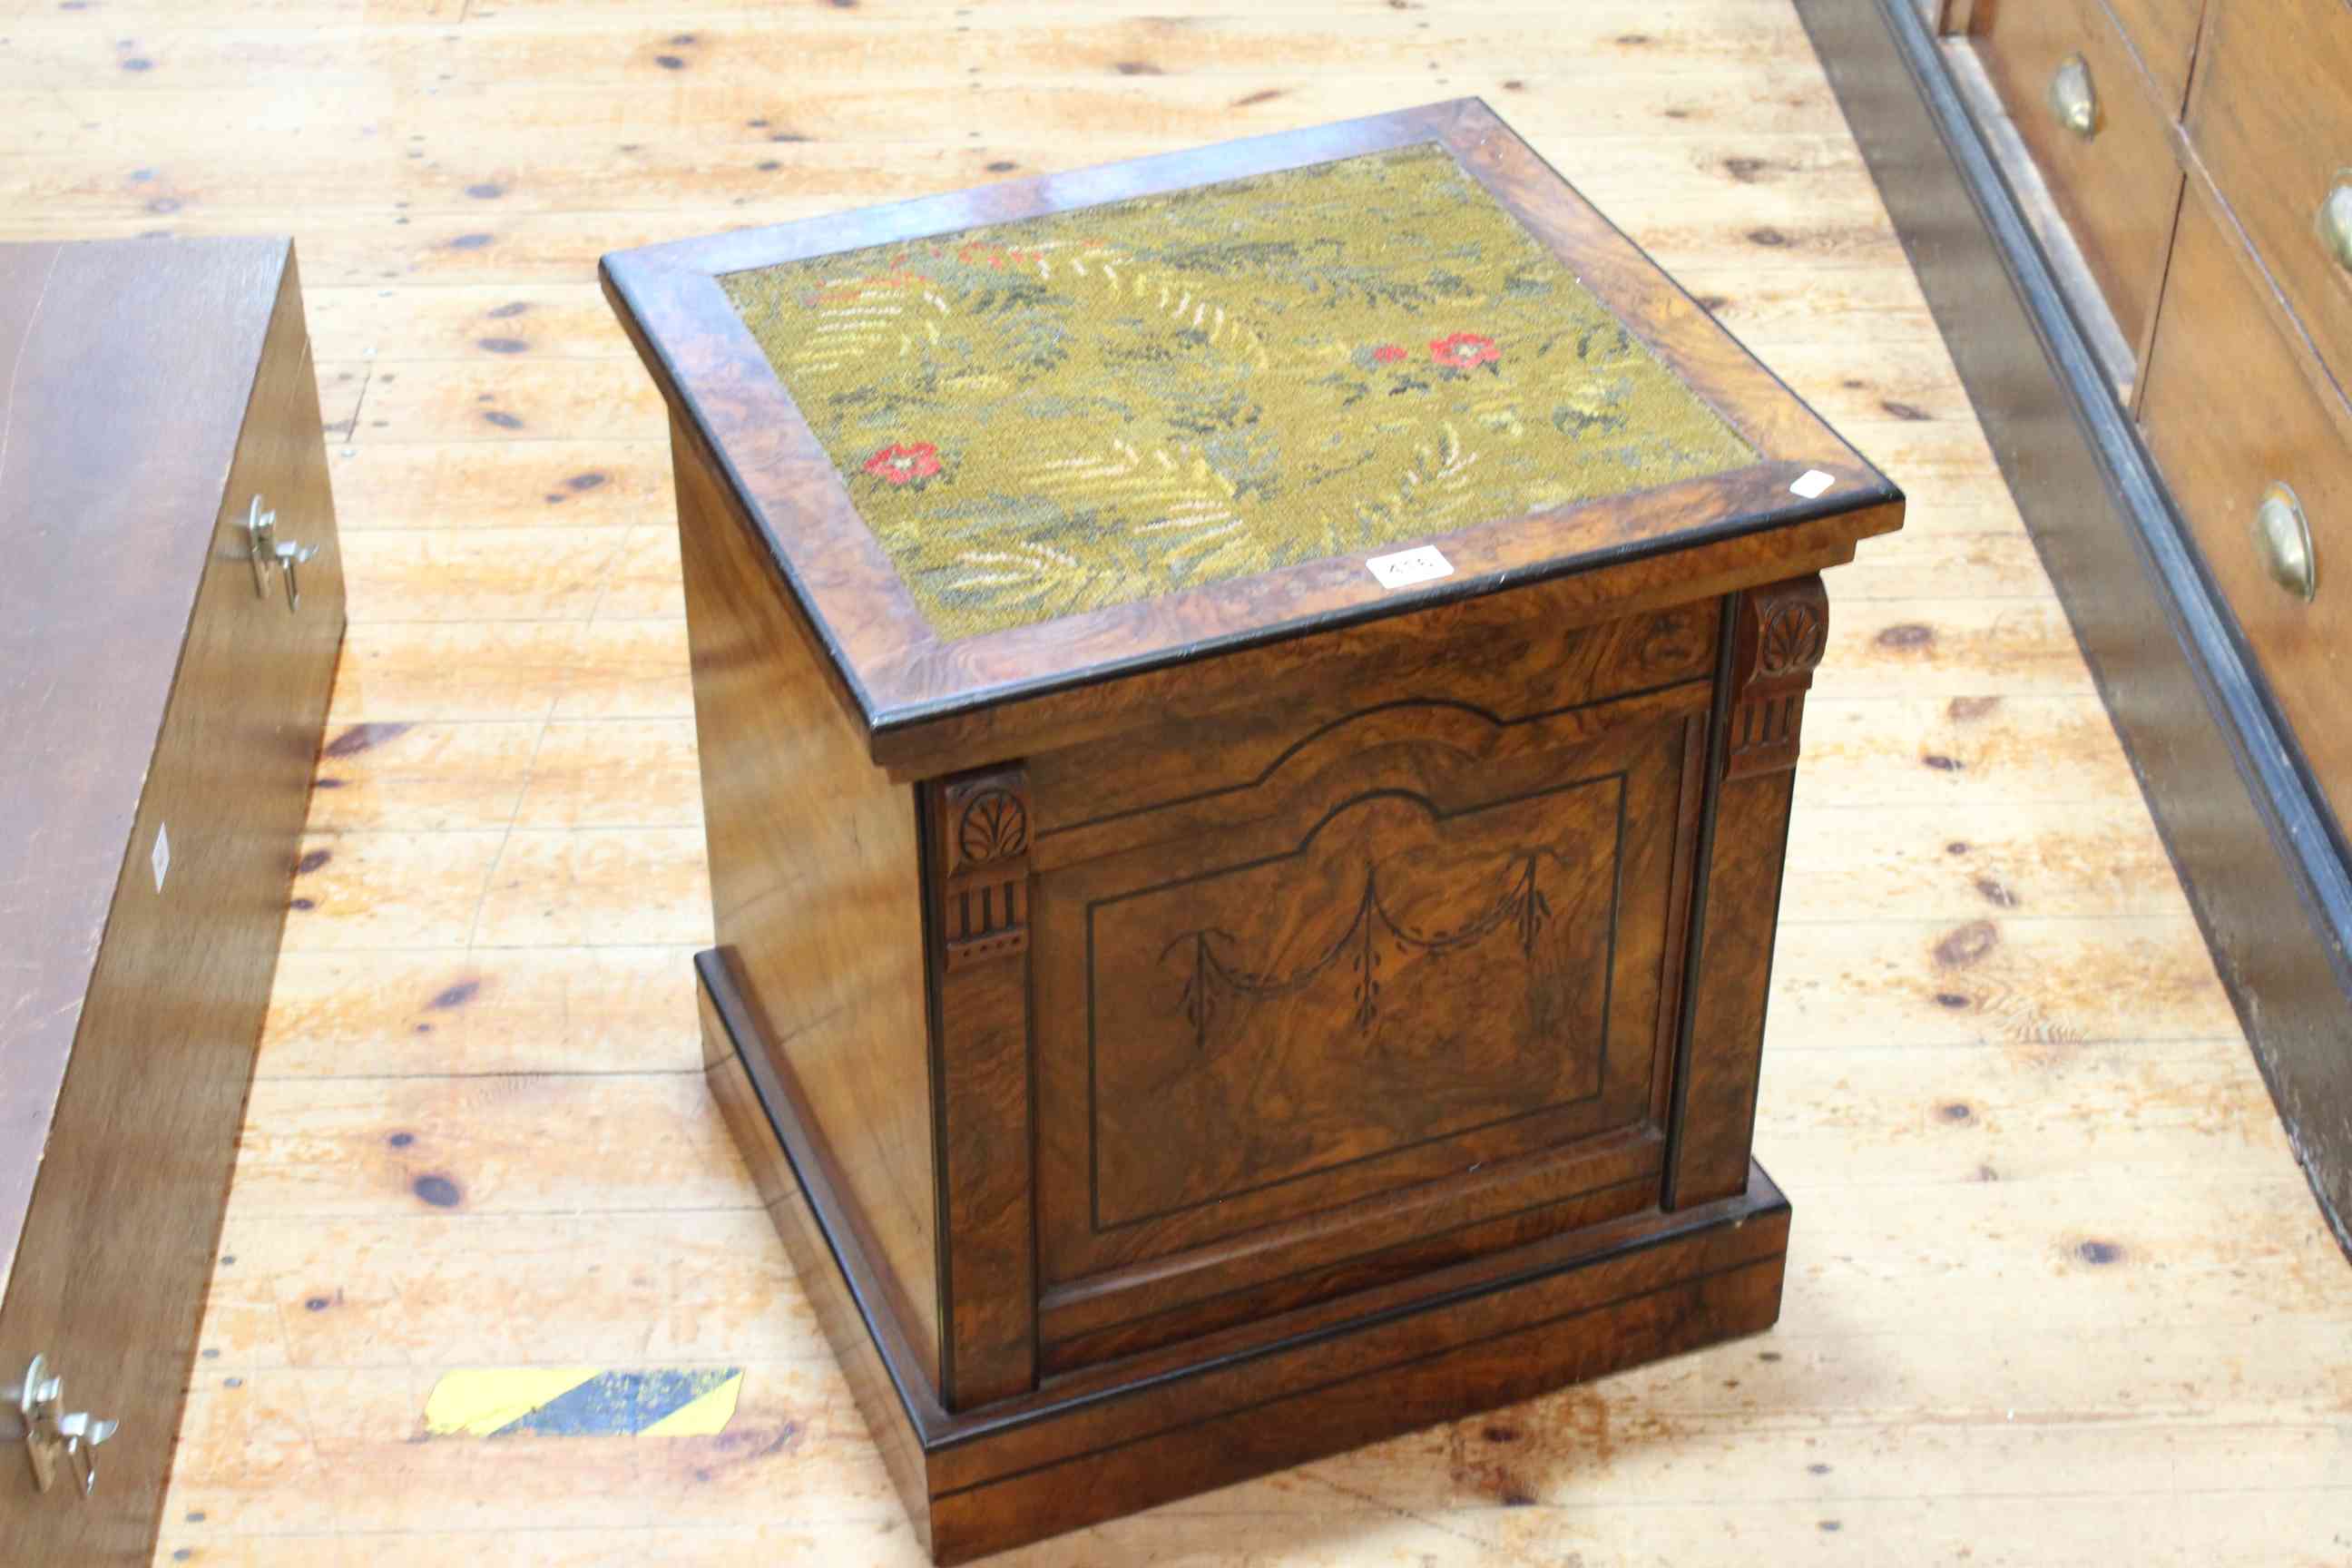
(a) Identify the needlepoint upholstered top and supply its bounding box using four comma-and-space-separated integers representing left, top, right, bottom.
603, 97, 1899, 778
717, 142, 1756, 642
605, 99, 1903, 1564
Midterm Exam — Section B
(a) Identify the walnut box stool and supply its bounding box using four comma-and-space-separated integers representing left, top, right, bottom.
603, 99, 1903, 1563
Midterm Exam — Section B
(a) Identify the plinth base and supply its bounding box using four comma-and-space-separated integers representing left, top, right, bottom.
696, 950, 1790, 1565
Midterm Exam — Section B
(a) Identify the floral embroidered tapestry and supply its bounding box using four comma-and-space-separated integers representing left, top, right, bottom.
720, 142, 1755, 642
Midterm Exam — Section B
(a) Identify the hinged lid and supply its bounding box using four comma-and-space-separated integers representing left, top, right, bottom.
603, 99, 1901, 769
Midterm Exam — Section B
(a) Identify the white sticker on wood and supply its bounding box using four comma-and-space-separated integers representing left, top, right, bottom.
1367, 545, 1454, 590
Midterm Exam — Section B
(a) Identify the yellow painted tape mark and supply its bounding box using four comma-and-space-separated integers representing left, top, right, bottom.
424, 1367, 601, 1437
637, 1371, 744, 1436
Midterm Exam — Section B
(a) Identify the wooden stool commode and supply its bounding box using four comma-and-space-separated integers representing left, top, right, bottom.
604, 100, 1902, 1563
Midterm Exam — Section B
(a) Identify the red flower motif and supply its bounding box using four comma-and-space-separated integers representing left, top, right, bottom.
1372, 343, 1408, 364
865, 442, 942, 485
1430, 332, 1501, 370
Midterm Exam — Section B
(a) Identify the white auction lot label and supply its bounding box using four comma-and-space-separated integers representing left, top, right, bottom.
1367, 544, 1455, 589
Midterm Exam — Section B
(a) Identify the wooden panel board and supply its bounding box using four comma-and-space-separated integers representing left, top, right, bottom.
2189, 0, 2352, 406
0, 245, 343, 1562
2140, 194, 2352, 828
0, 238, 288, 1300
2104, 0, 2207, 110
1970, 0, 2185, 354
671, 418, 942, 1391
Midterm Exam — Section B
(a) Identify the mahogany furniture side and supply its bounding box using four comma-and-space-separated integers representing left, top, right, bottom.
0, 238, 346, 1557
1800, 0, 2352, 1250
608, 100, 1902, 1562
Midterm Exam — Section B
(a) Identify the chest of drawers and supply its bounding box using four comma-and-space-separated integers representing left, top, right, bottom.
1956, 0, 2352, 734
1799, 0, 2352, 1250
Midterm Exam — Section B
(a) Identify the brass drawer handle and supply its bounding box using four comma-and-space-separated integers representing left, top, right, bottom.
2320, 178, 2352, 274
2255, 484, 2318, 603
2048, 54, 2100, 141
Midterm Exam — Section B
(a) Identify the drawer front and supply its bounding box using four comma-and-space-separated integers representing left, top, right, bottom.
1976, 0, 2185, 344
1028, 678, 1706, 1370
2141, 195, 2352, 826
2190, 0, 2352, 393
2103, 0, 2206, 111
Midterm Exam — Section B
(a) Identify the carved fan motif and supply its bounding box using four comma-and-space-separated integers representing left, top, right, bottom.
1756, 598, 1826, 676
956, 788, 1029, 866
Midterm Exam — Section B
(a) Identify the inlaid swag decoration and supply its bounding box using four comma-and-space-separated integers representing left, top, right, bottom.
720, 142, 1756, 642
1165, 845, 1566, 1048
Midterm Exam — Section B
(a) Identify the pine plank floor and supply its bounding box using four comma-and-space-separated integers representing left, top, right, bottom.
3, 1, 2346, 1562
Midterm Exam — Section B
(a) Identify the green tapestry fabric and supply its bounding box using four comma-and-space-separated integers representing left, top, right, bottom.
720, 142, 1755, 642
